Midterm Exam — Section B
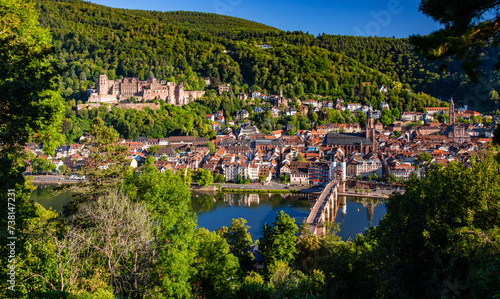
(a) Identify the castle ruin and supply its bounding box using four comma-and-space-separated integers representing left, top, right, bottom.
88, 74, 205, 106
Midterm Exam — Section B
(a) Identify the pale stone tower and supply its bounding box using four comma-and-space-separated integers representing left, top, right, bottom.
449, 97, 456, 125
97, 74, 108, 95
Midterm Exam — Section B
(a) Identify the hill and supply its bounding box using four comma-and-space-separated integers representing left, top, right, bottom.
129, 10, 280, 35
36, 0, 443, 111
35, 0, 500, 112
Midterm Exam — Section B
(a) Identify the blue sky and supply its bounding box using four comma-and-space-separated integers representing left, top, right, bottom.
88, 0, 441, 38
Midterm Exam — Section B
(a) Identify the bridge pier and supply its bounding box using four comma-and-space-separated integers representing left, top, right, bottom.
306, 179, 341, 237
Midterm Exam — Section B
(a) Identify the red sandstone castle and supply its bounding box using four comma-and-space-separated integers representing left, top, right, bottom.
88, 74, 205, 106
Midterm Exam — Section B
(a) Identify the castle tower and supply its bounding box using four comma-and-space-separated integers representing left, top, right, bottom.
97, 74, 109, 95
449, 97, 456, 125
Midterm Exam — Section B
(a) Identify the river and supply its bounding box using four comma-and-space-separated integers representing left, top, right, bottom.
31, 187, 386, 241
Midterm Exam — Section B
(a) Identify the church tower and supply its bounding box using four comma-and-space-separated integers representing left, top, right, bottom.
366, 109, 378, 153
366, 110, 374, 139
449, 97, 456, 125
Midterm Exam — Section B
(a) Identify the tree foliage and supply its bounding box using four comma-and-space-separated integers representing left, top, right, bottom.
218, 218, 254, 272
259, 211, 298, 270
410, 0, 500, 81
0, 1, 64, 296
121, 169, 197, 298
191, 228, 239, 298
378, 154, 500, 297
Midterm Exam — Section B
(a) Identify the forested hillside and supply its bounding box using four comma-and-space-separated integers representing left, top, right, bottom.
36, 0, 500, 112
37, 0, 244, 99
224, 31, 500, 111
34, 0, 440, 111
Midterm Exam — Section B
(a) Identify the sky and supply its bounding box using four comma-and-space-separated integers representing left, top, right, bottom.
88, 0, 442, 38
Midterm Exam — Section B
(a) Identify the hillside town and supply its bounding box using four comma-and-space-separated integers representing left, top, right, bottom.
27, 91, 497, 187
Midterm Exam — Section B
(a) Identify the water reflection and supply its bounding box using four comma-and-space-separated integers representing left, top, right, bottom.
192, 192, 385, 240
31, 187, 386, 241
30, 185, 74, 214
335, 196, 386, 240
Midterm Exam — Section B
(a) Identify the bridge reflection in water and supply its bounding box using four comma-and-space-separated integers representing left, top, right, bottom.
306, 178, 386, 236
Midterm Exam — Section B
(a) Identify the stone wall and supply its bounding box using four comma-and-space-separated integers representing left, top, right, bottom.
77, 102, 162, 113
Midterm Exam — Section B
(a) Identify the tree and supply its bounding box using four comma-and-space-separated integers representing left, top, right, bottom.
296, 221, 324, 273
417, 152, 432, 164
70, 192, 157, 297
195, 168, 214, 187
238, 271, 270, 297
205, 141, 216, 155
1, 2, 62, 187
33, 157, 50, 175
0, 2, 65, 295
65, 117, 129, 215
296, 153, 306, 162
388, 173, 397, 183
493, 124, 500, 146
214, 173, 225, 183
267, 260, 304, 297
377, 154, 500, 297
191, 228, 239, 298
0, 0, 64, 162
148, 144, 159, 155
217, 218, 254, 272
237, 174, 243, 184
280, 174, 290, 184
259, 211, 298, 270
122, 170, 197, 298
58, 164, 66, 174
410, 0, 500, 80
14, 202, 98, 297
259, 174, 266, 182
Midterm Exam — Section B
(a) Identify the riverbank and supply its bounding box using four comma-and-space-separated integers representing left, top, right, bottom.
222, 188, 301, 194
29, 175, 84, 186
29, 175, 402, 197
339, 186, 404, 199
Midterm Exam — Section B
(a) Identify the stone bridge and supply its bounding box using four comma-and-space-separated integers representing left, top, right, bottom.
306, 178, 346, 236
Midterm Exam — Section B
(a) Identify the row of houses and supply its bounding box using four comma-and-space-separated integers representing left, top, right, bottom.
26, 105, 496, 185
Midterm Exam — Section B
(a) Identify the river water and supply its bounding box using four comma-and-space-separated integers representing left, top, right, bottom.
31, 187, 386, 241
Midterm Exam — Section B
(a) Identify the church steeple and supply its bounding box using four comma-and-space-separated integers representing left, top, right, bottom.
366, 109, 374, 139
449, 97, 455, 125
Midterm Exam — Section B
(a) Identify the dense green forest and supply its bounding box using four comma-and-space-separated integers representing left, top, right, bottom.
36, 0, 500, 114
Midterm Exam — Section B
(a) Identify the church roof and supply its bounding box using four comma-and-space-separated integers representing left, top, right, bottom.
324, 132, 373, 146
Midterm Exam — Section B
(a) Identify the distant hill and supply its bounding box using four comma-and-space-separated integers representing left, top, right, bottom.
36, 0, 500, 112
128, 10, 280, 34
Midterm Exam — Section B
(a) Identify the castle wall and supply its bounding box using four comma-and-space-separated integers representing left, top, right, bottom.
77, 102, 162, 113
91, 74, 204, 107
87, 93, 119, 103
